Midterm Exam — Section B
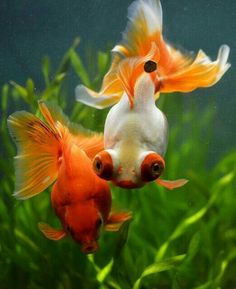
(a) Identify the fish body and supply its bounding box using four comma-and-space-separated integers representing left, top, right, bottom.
103, 73, 168, 187
75, 0, 230, 109
49, 137, 111, 251
92, 59, 187, 190
8, 102, 131, 253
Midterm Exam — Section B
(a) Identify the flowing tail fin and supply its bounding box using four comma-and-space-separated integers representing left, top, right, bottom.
161, 45, 231, 93
75, 0, 163, 109
75, 0, 230, 109
7, 103, 63, 199
8, 101, 105, 199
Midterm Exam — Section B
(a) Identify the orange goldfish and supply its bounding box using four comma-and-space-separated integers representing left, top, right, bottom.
8, 102, 131, 253
75, 0, 230, 109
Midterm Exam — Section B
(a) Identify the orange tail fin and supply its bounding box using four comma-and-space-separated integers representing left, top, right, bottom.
7, 105, 62, 199
76, 0, 230, 109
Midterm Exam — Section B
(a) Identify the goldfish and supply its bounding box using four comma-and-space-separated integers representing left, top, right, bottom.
8, 102, 131, 253
75, 0, 230, 109
91, 47, 188, 189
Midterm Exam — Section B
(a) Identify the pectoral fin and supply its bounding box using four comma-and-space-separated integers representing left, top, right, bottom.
38, 222, 66, 241
156, 178, 188, 190
105, 211, 132, 231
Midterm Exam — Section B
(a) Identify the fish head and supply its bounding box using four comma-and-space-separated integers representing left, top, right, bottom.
65, 203, 103, 254
93, 149, 165, 189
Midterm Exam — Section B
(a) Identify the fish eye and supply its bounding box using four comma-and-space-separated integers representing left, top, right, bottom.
141, 153, 165, 182
152, 163, 161, 174
94, 158, 102, 172
93, 151, 113, 180
66, 225, 75, 237
96, 218, 103, 228
144, 60, 157, 73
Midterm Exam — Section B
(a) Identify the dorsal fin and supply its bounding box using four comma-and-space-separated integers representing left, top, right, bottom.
39, 101, 104, 159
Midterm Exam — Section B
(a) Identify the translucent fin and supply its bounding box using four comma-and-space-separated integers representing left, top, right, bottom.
156, 178, 188, 190
8, 111, 61, 199
76, 0, 230, 109
39, 101, 104, 159
39, 100, 90, 136
75, 54, 123, 109
75, 85, 121, 109
74, 0, 163, 110
114, 0, 163, 57
161, 45, 231, 92
105, 211, 132, 231
73, 134, 104, 160
38, 222, 66, 240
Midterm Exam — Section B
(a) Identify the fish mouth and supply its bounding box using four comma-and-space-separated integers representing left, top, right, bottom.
115, 180, 139, 189
81, 241, 99, 254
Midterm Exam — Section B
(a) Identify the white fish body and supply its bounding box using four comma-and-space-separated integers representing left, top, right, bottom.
104, 73, 168, 186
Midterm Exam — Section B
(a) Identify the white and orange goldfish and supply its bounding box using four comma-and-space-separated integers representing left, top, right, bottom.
91, 48, 187, 189
8, 102, 131, 253
74, 0, 230, 190
75, 0, 230, 109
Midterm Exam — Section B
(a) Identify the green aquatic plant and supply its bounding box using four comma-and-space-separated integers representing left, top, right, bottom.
0, 39, 236, 289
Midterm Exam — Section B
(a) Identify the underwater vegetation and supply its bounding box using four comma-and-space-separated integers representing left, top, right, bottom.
0, 40, 236, 289
0, 37, 236, 289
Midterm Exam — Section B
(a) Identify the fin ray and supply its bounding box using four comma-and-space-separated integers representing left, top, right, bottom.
105, 211, 132, 231
161, 45, 231, 92
8, 111, 61, 199
156, 178, 188, 190
38, 222, 66, 240
39, 101, 104, 159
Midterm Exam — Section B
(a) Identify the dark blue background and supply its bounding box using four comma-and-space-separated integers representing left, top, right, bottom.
1, 0, 235, 159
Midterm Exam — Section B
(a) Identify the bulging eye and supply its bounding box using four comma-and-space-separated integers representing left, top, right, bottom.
93, 151, 113, 180
66, 225, 75, 237
96, 217, 103, 228
144, 60, 157, 73
141, 153, 165, 182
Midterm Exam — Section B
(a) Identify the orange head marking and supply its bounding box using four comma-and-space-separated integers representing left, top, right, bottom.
65, 203, 103, 254
141, 153, 165, 182
93, 151, 113, 180
117, 42, 160, 109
